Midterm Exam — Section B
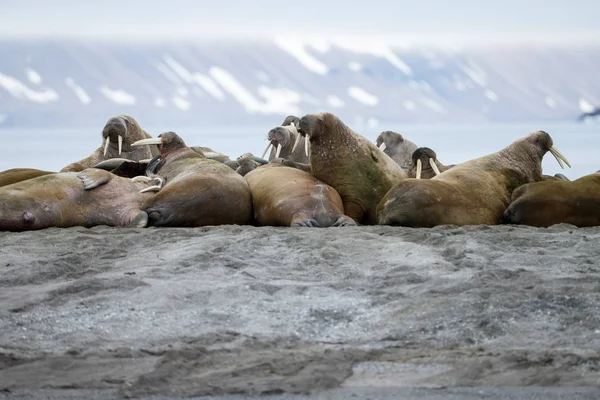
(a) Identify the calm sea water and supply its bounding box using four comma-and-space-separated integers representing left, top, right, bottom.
0, 121, 598, 179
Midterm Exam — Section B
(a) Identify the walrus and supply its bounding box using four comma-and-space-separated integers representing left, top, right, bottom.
375, 130, 418, 168
296, 112, 408, 225
0, 168, 55, 187
244, 163, 356, 227
131, 131, 252, 227
263, 115, 310, 163
503, 171, 600, 227
407, 147, 455, 179
60, 115, 159, 173
0, 168, 158, 231
377, 130, 571, 227
235, 153, 268, 176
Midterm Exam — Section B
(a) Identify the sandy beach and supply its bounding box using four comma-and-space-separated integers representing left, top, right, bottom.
1, 223, 599, 399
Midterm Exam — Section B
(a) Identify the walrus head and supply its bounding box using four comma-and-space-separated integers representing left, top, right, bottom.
411, 147, 442, 179
131, 131, 187, 157
101, 115, 142, 156
518, 131, 571, 170
261, 115, 300, 159
375, 131, 405, 152
293, 112, 340, 156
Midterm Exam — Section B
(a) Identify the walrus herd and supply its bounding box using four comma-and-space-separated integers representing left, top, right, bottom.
2, 110, 596, 232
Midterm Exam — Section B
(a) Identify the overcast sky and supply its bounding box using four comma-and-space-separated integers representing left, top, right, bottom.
1, 0, 599, 44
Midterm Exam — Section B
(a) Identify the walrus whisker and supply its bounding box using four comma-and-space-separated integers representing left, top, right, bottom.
416, 159, 422, 179
118, 135, 123, 156
291, 133, 302, 153
430, 158, 441, 175
549, 146, 571, 168
103, 137, 110, 156
305, 136, 310, 157
275, 143, 282, 158
131, 138, 162, 147
261, 142, 272, 159
378, 143, 387, 152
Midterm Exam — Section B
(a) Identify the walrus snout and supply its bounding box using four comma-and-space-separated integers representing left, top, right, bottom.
102, 117, 128, 156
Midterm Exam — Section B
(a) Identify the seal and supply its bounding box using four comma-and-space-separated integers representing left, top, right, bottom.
263, 115, 309, 163
131, 131, 252, 227
407, 147, 454, 179
244, 163, 356, 227
0, 168, 157, 231
503, 171, 600, 227
60, 115, 159, 173
296, 112, 408, 225
0, 168, 55, 187
377, 130, 572, 227
375, 130, 418, 168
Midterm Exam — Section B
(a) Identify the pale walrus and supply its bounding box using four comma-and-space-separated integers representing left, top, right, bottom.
263, 115, 309, 163
0, 168, 158, 231
377, 130, 571, 227
296, 112, 408, 225
503, 171, 600, 227
244, 163, 356, 227
407, 147, 455, 179
0, 168, 55, 187
131, 131, 252, 227
375, 130, 419, 168
60, 115, 159, 173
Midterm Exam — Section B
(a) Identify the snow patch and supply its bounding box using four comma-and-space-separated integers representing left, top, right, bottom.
420, 98, 447, 114
274, 37, 329, 75
155, 62, 182, 85
327, 95, 345, 108
545, 97, 557, 109
0, 73, 58, 103
163, 55, 193, 82
579, 98, 595, 113
25, 68, 42, 85
257, 86, 302, 115
65, 77, 91, 105
99, 86, 136, 105
404, 100, 416, 111
348, 86, 379, 107
154, 97, 166, 108
210, 66, 263, 112
484, 90, 498, 101
193, 73, 225, 101
461, 60, 487, 87
333, 38, 412, 76
172, 96, 191, 110
309, 40, 331, 53
348, 62, 362, 72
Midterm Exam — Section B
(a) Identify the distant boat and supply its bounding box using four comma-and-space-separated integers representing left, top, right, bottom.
578, 108, 600, 121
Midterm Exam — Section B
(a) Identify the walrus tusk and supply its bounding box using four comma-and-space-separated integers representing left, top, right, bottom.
131, 138, 162, 147
430, 158, 441, 175
291, 134, 302, 153
261, 142, 272, 159
305, 136, 310, 157
118, 135, 123, 155
103, 137, 110, 156
275, 143, 282, 158
549, 146, 571, 169
140, 176, 164, 193
378, 143, 387, 152
416, 159, 422, 179
131, 176, 152, 183
139, 159, 152, 163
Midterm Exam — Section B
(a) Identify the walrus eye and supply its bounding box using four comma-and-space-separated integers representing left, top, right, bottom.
317, 118, 323, 125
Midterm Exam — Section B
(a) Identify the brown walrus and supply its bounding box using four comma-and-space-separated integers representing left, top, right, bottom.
263, 115, 309, 164
503, 171, 600, 227
244, 163, 356, 227
377, 130, 572, 227
235, 153, 268, 176
0, 168, 55, 187
407, 147, 455, 179
60, 115, 159, 173
131, 131, 252, 227
375, 130, 419, 168
296, 112, 408, 225
0, 168, 157, 231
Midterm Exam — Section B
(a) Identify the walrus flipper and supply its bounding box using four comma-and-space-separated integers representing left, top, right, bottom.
77, 169, 112, 190
292, 218, 320, 227
332, 216, 358, 227
129, 211, 149, 228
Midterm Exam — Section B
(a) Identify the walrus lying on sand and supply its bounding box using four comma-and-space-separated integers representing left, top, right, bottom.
407, 147, 454, 179
60, 115, 159, 173
244, 162, 356, 227
131, 131, 252, 227
377, 130, 571, 227
0, 168, 55, 187
375, 130, 418, 168
295, 112, 408, 225
0, 169, 158, 231
503, 171, 600, 227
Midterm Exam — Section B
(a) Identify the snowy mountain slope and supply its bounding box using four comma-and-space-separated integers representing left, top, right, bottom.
0, 39, 599, 128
